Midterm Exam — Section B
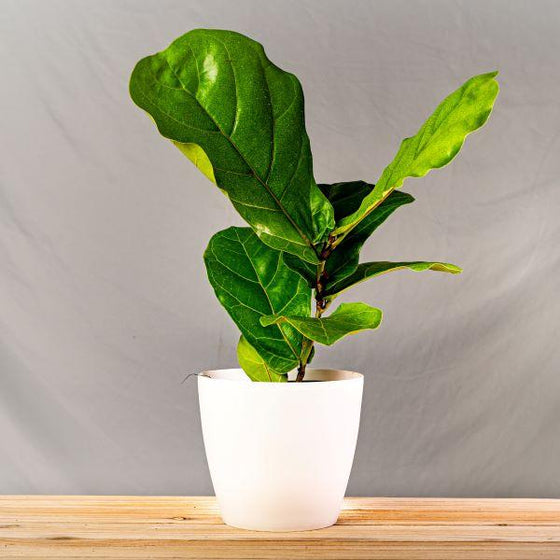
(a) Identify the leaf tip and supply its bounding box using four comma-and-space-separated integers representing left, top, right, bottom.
430, 262, 462, 274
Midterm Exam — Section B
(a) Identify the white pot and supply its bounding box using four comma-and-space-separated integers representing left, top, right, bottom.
198, 368, 363, 531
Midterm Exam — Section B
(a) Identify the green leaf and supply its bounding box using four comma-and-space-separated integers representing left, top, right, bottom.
282, 252, 317, 287
325, 261, 462, 297
319, 180, 374, 222
334, 72, 499, 235
130, 29, 334, 263
283, 184, 415, 287
322, 182, 415, 283
237, 336, 286, 382
204, 227, 311, 372
261, 302, 382, 345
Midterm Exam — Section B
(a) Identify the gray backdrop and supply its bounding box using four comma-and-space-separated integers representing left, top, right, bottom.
2, 0, 559, 497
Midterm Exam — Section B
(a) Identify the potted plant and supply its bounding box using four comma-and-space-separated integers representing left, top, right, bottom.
129, 29, 499, 531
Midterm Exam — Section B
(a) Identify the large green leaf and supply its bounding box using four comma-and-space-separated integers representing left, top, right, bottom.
325, 261, 462, 297
130, 29, 334, 263
237, 336, 286, 382
204, 227, 311, 372
334, 72, 499, 235
261, 302, 382, 345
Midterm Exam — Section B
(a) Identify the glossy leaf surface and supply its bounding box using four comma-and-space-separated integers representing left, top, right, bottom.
204, 227, 311, 372
261, 302, 382, 345
130, 29, 334, 263
334, 72, 499, 234
237, 336, 286, 382
325, 261, 462, 297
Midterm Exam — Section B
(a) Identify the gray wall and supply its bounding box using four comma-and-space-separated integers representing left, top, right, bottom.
2, 0, 559, 497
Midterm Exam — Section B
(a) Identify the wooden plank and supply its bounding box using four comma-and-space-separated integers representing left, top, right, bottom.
0, 496, 558, 559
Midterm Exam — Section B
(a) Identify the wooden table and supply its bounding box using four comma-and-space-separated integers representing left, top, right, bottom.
0, 496, 558, 559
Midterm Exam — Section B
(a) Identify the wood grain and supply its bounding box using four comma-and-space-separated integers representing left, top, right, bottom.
0, 496, 558, 559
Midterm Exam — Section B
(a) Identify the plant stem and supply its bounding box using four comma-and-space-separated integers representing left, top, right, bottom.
296, 340, 313, 382
296, 238, 333, 381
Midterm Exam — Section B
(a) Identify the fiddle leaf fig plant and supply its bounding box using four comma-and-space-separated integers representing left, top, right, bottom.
130, 29, 499, 382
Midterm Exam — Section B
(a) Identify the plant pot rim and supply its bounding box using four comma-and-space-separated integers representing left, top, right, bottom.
199, 368, 363, 386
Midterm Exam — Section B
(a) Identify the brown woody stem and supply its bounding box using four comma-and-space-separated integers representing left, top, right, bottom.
296, 236, 336, 382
